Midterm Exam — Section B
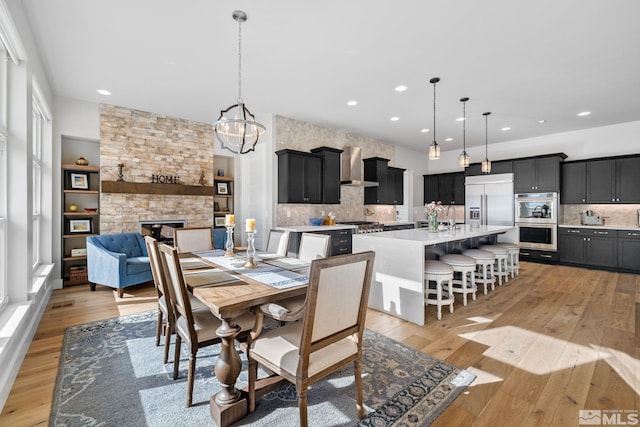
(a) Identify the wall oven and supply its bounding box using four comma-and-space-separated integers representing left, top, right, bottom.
515, 192, 558, 251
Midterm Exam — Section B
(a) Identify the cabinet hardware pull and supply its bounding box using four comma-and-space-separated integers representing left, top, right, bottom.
540, 254, 552, 258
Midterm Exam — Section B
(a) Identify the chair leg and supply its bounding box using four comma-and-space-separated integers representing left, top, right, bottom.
117, 288, 124, 298
173, 335, 181, 380
187, 353, 195, 407
163, 324, 171, 364
354, 359, 364, 420
248, 358, 257, 413
298, 385, 309, 427
155, 311, 163, 347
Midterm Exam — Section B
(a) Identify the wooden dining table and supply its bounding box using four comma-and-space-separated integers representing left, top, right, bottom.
179, 251, 309, 426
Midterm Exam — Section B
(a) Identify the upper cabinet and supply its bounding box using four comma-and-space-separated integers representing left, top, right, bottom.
465, 160, 513, 176
310, 146, 343, 204
562, 156, 640, 204
363, 157, 405, 205
513, 155, 565, 193
276, 149, 323, 204
423, 172, 465, 205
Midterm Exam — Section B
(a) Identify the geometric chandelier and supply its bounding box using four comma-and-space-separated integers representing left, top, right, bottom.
213, 10, 265, 154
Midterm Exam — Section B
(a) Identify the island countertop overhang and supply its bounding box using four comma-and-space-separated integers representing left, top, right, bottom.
353, 224, 514, 245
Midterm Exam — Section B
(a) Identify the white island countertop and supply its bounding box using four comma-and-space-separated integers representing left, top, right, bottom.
353, 224, 515, 326
274, 224, 357, 233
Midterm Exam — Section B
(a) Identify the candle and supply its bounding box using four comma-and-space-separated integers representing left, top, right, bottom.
225, 214, 235, 226
246, 218, 256, 232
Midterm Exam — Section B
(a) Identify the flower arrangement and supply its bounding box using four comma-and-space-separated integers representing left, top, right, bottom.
425, 200, 444, 217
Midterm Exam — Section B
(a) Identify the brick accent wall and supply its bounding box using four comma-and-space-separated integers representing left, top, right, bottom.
99, 104, 215, 234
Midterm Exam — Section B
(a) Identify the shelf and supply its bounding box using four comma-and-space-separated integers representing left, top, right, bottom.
64, 278, 91, 286
64, 233, 98, 238
64, 255, 87, 261
62, 164, 100, 173
101, 180, 217, 196
214, 176, 234, 182
213, 194, 233, 198
64, 211, 99, 216
64, 189, 99, 194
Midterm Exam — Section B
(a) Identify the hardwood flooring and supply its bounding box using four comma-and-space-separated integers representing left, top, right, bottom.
1, 261, 638, 426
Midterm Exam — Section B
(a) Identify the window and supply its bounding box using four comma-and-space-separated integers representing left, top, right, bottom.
32, 105, 42, 269
0, 46, 7, 309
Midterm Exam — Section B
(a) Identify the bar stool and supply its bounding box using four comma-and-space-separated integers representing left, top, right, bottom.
493, 242, 520, 278
479, 245, 510, 286
424, 260, 455, 320
462, 249, 496, 295
439, 254, 477, 306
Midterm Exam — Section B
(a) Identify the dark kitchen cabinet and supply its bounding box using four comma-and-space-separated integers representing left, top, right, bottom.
363, 157, 405, 205
465, 160, 513, 176
618, 230, 640, 272
387, 167, 405, 205
423, 172, 465, 205
561, 161, 587, 203
513, 155, 564, 193
310, 146, 343, 204
276, 149, 322, 204
588, 157, 640, 203
558, 227, 617, 269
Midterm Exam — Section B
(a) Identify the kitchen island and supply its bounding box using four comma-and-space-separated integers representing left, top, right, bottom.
352, 224, 515, 325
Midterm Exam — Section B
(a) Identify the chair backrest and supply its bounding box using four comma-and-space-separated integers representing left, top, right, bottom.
298, 251, 375, 373
266, 229, 290, 256
158, 243, 195, 334
88, 232, 146, 258
173, 227, 214, 253
144, 236, 170, 302
298, 233, 331, 262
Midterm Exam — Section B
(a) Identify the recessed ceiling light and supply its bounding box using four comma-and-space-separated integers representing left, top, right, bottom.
394, 85, 408, 92
420, 128, 430, 133
97, 89, 111, 96
390, 117, 400, 121
578, 111, 591, 116
501, 127, 511, 131
456, 117, 465, 122
538, 119, 546, 123
347, 100, 358, 106
445, 138, 453, 142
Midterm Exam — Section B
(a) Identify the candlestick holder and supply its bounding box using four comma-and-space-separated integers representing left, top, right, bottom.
224, 225, 235, 257
244, 230, 257, 268
117, 165, 124, 181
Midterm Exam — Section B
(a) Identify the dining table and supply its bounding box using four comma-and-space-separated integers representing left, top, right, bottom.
179, 249, 310, 426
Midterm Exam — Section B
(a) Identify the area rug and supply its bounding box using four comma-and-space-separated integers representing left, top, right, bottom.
50, 310, 474, 427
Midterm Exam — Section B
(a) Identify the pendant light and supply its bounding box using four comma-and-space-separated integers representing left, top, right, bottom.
481, 112, 492, 174
213, 10, 266, 154
428, 77, 441, 160
458, 97, 470, 168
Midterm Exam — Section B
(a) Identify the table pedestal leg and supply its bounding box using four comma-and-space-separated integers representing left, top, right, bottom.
210, 318, 247, 426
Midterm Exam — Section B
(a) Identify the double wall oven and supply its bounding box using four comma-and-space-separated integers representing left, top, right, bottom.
515, 192, 558, 251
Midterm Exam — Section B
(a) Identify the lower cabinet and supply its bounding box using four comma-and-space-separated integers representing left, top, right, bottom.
558, 227, 618, 269
383, 223, 415, 231
287, 228, 354, 257
618, 230, 640, 271
519, 248, 559, 263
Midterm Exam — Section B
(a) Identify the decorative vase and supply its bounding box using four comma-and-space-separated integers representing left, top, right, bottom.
69, 204, 78, 212
428, 213, 439, 232
75, 157, 89, 166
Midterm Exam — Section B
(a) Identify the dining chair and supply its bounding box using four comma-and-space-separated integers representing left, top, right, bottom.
173, 226, 214, 253
158, 243, 255, 407
265, 229, 290, 256
247, 251, 375, 426
259, 232, 331, 322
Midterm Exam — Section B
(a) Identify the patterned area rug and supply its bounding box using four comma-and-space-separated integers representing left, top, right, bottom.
50, 311, 473, 426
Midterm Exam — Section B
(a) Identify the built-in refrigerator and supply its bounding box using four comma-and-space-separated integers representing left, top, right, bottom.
465, 173, 515, 226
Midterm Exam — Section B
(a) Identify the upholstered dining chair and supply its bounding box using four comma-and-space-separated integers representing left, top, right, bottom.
158, 243, 255, 407
259, 232, 331, 322
265, 229, 290, 256
247, 251, 376, 426
173, 226, 214, 253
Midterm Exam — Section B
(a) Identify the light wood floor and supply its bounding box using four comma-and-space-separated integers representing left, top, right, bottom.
1, 261, 638, 426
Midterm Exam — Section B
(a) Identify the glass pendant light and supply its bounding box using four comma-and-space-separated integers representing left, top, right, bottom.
428, 77, 441, 160
213, 10, 266, 154
458, 97, 470, 168
481, 111, 492, 174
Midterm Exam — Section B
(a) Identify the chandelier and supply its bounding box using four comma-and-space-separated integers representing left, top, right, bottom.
428, 77, 441, 160
458, 97, 470, 168
482, 112, 492, 174
213, 10, 265, 154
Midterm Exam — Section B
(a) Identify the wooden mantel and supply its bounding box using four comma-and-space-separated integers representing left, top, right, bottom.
101, 180, 217, 196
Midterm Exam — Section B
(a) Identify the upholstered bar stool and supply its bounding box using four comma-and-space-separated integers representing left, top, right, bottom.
462, 249, 496, 295
440, 254, 478, 306
424, 260, 455, 320
493, 242, 520, 278
479, 245, 510, 286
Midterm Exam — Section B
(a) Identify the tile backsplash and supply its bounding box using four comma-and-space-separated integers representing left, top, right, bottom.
561, 204, 640, 227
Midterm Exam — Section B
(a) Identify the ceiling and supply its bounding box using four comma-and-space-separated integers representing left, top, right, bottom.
20, 0, 640, 153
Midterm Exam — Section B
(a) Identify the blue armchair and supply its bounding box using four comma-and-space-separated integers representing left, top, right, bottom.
87, 233, 153, 297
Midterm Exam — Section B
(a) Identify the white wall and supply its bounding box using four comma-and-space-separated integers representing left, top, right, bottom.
426, 120, 640, 174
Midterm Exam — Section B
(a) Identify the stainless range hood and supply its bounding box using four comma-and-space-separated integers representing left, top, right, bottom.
340, 146, 379, 187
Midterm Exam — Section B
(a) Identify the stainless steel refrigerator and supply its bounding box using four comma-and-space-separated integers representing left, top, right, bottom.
465, 173, 515, 226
